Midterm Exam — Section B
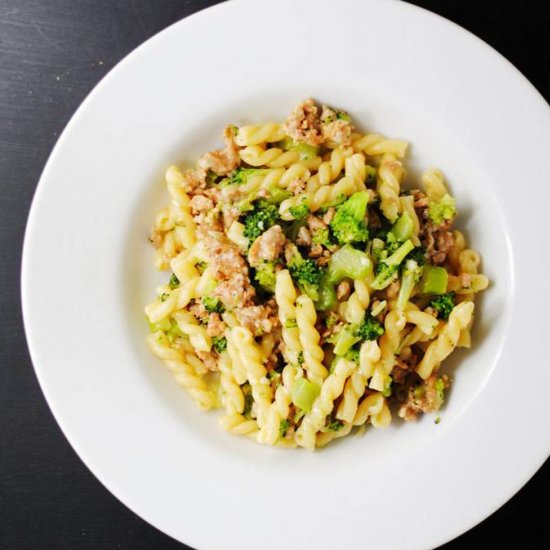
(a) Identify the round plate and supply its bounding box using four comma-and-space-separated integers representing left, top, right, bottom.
22, 0, 550, 548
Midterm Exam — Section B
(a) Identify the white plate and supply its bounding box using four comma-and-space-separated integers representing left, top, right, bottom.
22, 0, 550, 548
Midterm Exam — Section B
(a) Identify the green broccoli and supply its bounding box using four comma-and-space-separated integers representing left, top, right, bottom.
242, 200, 279, 243
428, 194, 457, 226
254, 261, 278, 293
355, 313, 385, 341
407, 246, 427, 266
429, 292, 456, 320
329, 191, 370, 245
365, 165, 377, 187
389, 212, 413, 242
279, 419, 290, 438
228, 167, 266, 186
288, 249, 324, 301
381, 376, 393, 397
371, 239, 414, 290
312, 226, 332, 247
202, 296, 225, 314
288, 201, 309, 221
276, 136, 319, 160
344, 346, 360, 363
265, 184, 291, 204
435, 377, 446, 405
397, 259, 424, 310
327, 419, 344, 431
168, 273, 180, 289
212, 336, 227, 353
333, 324, 361, 356
326, 244, 372, 284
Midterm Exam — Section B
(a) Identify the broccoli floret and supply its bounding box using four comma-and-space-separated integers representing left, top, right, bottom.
327, 419, 344, 431
435, 377, 446, 405
407, 246, 427, 266
242, 200, 279, 243
288, 201, 309, 221
254, 261, 277, 293
429, 292, 456, 320
344, 346, 360, 363
397, 259, 424, 310
159, 293, 169, 302
355, 314, 385, 341
333, 325, 360, 356
212, 336, 227, 353
202, 296, 225, 314
312, 226, 332, 247
229, 167, 265, 186
205, 170, 219, 185
365, 165, 377, 187
371, 239, 414, 290
288, 249, 324, 301
279, 419, 290, 438
428, 194, 457, 226
168, 273, 180, 289
381, 376, 393, 397
329, 191, 370, 245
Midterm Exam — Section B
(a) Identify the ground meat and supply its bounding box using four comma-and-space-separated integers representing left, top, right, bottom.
398, 373, 448, 421
196, 350, 218, 372
235, 304, 278, 336
322, 207, 335, 225
212, 274, 255, 309
198, 126, 239, 176
296, 226, 312, 247
206, 313, 226, 338
204, 231, 249, 280
287, 178, 307, 195
190, 194, 214, 214
178, 169, 207, 194
308, 243, 323, 258
247, 225, 285, 267
316, 249, 332, 267
391, 355, 418, 384
189, 300, 208, 324
337, 280, 351, 301
284, 98, 324, 146
222, 205, 241, 231
413, 190, 455, 265
320, 106, 354, 147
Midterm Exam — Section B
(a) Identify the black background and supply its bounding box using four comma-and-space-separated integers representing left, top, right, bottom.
1, 1, 548, 548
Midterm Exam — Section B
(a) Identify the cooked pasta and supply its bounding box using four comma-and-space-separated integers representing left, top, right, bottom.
145, 99, 489, 448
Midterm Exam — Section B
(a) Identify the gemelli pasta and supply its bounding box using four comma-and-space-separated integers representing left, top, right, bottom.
145, 99, 488, 449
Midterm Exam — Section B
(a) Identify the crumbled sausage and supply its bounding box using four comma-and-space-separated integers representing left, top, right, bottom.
248, 225, 286, 267
198, 126, 240, 176
337, 280, 351, 301
190, 194, 214, 214
206, 313, 226, 338
212, 274, 255, 309
320, 106, 354, 147
284, 98, 324, 146
235, 305, 278, 336
296, 226, 312, 247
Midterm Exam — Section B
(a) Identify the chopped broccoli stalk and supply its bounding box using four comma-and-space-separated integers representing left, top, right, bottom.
288, 250, 324, 301
430, 292, 456, 319
420, 265, 448, 295
327, 419, 344, 431
148, 317, 171, 333
371, 239, 414, 290
389, 212, 413, 242
254, 261, 277, 293
242, 200, 279, 243
159, 293, 169, 302
166, 320, 184, 342
288, 201, 309, 221
229, 167, 267, 186
333, 325, 361, 356
355, 313, 385, 341
168, 273, 180, 289
336, 110, 351, 122
202, 296, 225, 314
279, 419, 290, 438
312, 226, 332, 247
277, 137, 319, 160
266, 184, 291, 204
314, 275, 337, 311
326, 244, 372, 284
428, 193, 457, 226
397, 259, 424, 310
329, 191, 370, 245
212, 336, 227, 353
284, 318, 297, 329
291, 378, 321, 412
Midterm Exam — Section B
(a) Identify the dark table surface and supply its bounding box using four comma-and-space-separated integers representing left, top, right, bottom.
1, 1, 548, 548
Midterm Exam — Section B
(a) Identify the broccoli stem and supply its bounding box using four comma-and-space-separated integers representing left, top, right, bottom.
420, 266, 448, 295
326, 244, 372, 284
390, 212, 413, 242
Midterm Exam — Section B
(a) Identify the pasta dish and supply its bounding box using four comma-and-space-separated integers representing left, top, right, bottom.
144, 99, 488, 449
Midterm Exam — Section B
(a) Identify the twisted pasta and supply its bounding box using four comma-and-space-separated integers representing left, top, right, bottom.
352, 133, 409, 158
235, 123, 285, 146
416, 302, 475, 379
275, 270, 302, 364
377, 154, 404, 223
296, 358, 356, 450
295, 294, 327, 386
